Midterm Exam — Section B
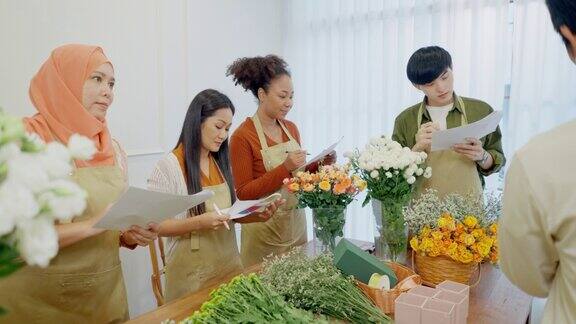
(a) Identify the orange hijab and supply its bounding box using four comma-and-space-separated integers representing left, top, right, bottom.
24, 44, 115, 167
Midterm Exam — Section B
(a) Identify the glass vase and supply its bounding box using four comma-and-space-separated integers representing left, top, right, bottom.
312, 207, 346, 254
372, 197, 409, 262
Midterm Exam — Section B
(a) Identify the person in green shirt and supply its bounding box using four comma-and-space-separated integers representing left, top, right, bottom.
392, 46, 505, 197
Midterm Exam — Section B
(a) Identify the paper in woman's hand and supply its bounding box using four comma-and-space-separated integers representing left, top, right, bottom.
225, 193, 282, 220
305, 136, 343, 167
94, 187, 214, 230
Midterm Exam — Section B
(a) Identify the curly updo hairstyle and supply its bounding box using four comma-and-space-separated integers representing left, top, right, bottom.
226, 55, 290, 99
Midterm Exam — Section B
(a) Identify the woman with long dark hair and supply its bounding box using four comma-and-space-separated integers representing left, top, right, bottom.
147, 89, 280, 301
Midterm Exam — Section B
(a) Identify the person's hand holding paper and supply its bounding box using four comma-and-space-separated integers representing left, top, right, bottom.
233, 196, 286, 223
431, 110, 503, 152
121, 223, 160, 247
94, 187, 215, 231
452, 137, 485, 161
224, 193, 285, 224
304, 137, 342, 172
86, 203, 160, 248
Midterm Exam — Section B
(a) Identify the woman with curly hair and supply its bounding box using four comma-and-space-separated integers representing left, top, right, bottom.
227, 55, 335, 266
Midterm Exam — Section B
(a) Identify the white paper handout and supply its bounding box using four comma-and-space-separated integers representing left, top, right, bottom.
431, 110, 503, 152
224, 193, 282, 220
94, 187, 214, 230
305, 136, 343, 167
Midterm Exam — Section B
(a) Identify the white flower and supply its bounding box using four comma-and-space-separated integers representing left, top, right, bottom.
0, 202, 14, 236
0, 114, 26, 143
68, 134, 96, 160
41, 142, 73, 179
370, 170, 379, 179
21, 132, 46, 153
38, 180, 87, 222
424, 167, 432, 178
15, 216, 58, 267
0, 181, 39, 235
0, 142, 20, 163
7, 153, 50, 193
416, 168, 424, 176
385, 172, 392, 178
370, 138, 381, 146
407, 176, 416, 184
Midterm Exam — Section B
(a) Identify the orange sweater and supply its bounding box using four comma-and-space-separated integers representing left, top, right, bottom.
173, 144, 224, 187
230, 117, 301, 200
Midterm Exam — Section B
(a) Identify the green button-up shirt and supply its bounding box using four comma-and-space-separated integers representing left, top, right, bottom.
392, 94, 506, 187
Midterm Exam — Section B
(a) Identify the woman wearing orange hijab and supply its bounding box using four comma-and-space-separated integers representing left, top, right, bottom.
0, 44, 159, 322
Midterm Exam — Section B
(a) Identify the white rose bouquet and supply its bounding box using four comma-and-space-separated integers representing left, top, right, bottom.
346, 135, 431, 261
0, 110, 94, 296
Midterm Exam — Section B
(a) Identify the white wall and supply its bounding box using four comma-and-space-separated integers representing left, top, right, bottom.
0, 0, 284, 318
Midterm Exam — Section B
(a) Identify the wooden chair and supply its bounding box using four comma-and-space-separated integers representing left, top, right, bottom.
149, 237, 167, 306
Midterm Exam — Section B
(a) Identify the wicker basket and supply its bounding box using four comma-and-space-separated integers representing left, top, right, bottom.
412, 251, 481, 287
356, 262, 422, 314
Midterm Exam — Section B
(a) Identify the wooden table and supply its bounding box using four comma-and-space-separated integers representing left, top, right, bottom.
128, 240, 532, 324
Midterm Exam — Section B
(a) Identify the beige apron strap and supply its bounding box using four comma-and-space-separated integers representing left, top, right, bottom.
278, 120, 298, 143
191, 170, 230, 251
456, 96, 468, 125
252, 114, 299, 148
252, 114, 270, 150
416, 95, 468, 134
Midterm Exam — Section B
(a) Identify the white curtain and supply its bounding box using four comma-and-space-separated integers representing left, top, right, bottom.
506, 0, 576, 155
283, 0, 511, 241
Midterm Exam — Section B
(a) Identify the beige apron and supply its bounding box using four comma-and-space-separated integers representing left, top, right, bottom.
0, 165, 129, 323
415, 97, 483, 198
163, 177, 243, 302
240, 114, 308, 267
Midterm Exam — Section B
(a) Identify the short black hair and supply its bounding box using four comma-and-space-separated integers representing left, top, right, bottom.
546, 0, 576, 47
406, 46, 453, 85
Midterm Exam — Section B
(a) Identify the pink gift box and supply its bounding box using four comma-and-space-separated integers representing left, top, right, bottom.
434, 290, 468, 324
394, 292, 428, 324
408, 285, 438, 298
437, 280, 470, 299
422, 298, 456, 324
437, 280, 470, 316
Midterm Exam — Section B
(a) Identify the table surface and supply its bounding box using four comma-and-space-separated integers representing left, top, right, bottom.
128, 239, 532, 324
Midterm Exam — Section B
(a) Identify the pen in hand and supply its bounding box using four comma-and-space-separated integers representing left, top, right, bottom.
212, 203, 230, 231
285, 150, 311, 155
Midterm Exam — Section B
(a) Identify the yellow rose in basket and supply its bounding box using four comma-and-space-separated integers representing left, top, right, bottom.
459, 233, 476, 246
431, 230, 444, 241
489, 223, 498, 235
458, 249, 474, 264
421, 226, 432, 238
421, 237, 434, 252
455, 223, 466, 235
476, 242, 491, 258
447, 242, 458, 255
463, 215, 478, 228
471, 228, 485, 239
410, 237, 419, 251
